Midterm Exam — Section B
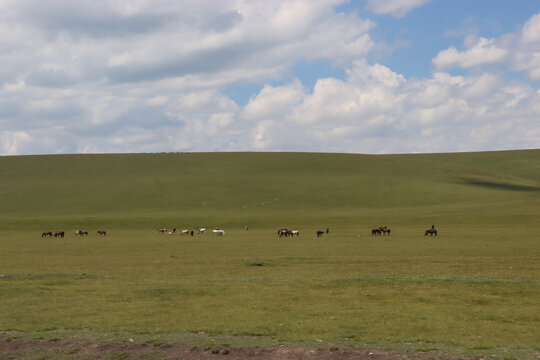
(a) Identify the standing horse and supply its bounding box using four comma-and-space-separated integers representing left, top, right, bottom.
97, 230, 107, 236
316, 230, 324, 237
54, 231, 64, 238
213, 229, 225, 236
371, 228, 381, 235
157, 228, 168, 234
75, 230, 88, 236
425, 228, 437, 236
42, 231, 53, 237
277, 228, 288, 237
379, 226, 391, 235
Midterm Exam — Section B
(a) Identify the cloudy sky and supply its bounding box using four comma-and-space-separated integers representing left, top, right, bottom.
1, 0, 539, 155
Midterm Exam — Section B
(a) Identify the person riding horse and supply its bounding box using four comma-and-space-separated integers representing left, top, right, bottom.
425, 225, 437, 236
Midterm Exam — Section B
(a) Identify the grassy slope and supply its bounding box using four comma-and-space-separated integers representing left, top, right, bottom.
0, 150, 538, 229
0, 150, 539, 357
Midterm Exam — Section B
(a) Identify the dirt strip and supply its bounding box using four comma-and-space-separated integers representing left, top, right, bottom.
0, 338, 493, 360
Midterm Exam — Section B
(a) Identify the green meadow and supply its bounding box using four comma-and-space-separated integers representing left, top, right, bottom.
0, 151, 539, 358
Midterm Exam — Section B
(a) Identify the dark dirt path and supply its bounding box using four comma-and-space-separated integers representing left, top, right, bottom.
0, 338, 493, 360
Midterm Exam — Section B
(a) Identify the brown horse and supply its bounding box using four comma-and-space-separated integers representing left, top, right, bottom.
75, 230, 88, 236
371, 228, 381, 235
277, 228, 288, 237
97, 230, 107, 236
316, 230, 324, 237
157, 228, 168, 233
42, 231, 53, 237
379, 225, 391, 235
54, 231, 64, 238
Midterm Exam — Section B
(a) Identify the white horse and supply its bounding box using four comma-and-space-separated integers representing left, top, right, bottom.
212, 229, 225, 236
181, 229, 189, 235
291, 230, 299, 236
197, 227, 206, 234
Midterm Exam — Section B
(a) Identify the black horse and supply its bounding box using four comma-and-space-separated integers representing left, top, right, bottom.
425, 228, 437, 236
316, 230, 324, 237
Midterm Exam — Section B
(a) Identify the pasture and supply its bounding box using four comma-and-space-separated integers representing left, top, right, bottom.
0, 151, 539, 359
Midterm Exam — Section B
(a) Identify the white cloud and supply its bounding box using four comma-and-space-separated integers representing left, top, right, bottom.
433, 37, 507, 70
366, 0, 432, 18
235, 61, 540, 153
0, 131, 32, 155
521, 13, 540, 44
241, 81, 305, 120
434, 13, 540, 81
3, 81, 26, 91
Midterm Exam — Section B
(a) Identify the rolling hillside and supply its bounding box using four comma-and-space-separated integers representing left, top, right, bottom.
0, 150, 538, 230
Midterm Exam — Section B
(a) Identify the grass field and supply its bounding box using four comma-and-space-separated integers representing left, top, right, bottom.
0, 150, 539, 358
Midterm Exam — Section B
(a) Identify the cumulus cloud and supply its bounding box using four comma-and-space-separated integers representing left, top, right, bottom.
521, 13, 540, 44
433, 37, 507, 69
0, 131, 32, 155
366, 0, 432, 18
236, 62, 540, 153
434, 13, 540, 81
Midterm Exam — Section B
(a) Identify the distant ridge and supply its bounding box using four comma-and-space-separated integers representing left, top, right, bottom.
0, 149, 538, 230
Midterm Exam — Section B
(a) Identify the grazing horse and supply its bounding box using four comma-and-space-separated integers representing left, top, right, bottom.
197, 227, 206, 234
42, 231, 53, 237
316, 230, 324, 237
379, 225, 391, 236
212, 229, 225, 236
97, 230, 107, 236
75, 230, 88, 236
425, 228, 437, 236
291, 230, 299, 236
54, 231, 64, 238
371, 228, 381, 235
277, 228, 290, 237
157, 228, 168, 233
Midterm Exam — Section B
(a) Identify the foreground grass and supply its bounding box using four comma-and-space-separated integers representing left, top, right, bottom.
1, 228, 538, 355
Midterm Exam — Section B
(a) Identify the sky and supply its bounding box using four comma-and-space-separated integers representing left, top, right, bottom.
0, 0, 539, 155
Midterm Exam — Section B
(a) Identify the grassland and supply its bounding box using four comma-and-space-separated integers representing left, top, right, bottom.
0, 150, 539, 358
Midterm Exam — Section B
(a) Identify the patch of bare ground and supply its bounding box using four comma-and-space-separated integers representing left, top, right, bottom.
0, 338, 495, 360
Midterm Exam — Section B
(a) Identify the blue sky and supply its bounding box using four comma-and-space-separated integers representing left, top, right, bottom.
368, 0, 540, 78
0, 0, 539, 155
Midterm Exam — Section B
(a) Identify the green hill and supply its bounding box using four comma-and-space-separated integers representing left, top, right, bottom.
0, 150, 538, 230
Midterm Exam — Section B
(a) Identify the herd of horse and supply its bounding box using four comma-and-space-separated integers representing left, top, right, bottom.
277, 228, 299, 237
41, 230, 106, 237
370, 225, 438, 236
156, 227, 225, 236
41, 231, 64, 237
371, 225, 391, 236
42, 226, 438, 238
